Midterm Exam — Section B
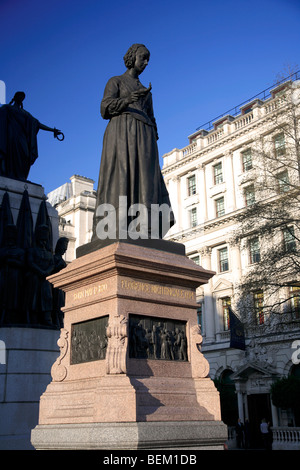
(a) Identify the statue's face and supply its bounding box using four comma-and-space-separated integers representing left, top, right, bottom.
39, 238, 47, 247
134, 47, 149, 75
14, 92, 25, 105
62, 240, 69, 252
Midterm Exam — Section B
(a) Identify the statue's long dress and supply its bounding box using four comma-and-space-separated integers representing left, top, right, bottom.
92, 71, 174, 239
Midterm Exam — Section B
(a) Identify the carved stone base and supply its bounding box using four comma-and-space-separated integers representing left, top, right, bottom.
31, 241, 226, 449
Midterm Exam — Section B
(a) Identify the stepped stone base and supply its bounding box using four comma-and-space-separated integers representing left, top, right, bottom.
31, 420, 227, 450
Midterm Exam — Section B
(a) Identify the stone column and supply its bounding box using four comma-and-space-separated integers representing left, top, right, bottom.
244, 395, 249, 421
168, 176, 182, 231
229, 243, 242, 285
271, 400, 279, 427
235, 382, 245, 422
238, 393, 244, 422
197, 163, 208, 223
200, 247, 215, 342
224, 151, 237, 213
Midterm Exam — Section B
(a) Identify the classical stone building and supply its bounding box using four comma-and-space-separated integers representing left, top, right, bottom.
162, 76, 300, 448
47, 175, 96, 262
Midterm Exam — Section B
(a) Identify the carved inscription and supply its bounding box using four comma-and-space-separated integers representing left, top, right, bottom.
121, 280, 195, 301
129, 314, 188, 361
71, 316, 108, 364
73, 283, 108, 301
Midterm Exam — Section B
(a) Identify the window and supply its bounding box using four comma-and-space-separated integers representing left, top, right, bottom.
274, 133, 286, 157
189, 207, 197, 227
215, 197, 225, 218
277, 170, 290, 193
219, 247, 229, 272
244, 185, 255, 207
222, 297, 231, 331
243, 106, 253, 115
190, 255, 200, 265
213, 162, 223, 185
242, 149, 252, 172
254, 290, 264, 325
187, 175, 196, 196
249, 237, 260, 264
197, 304, 203, 330
283, 226, 296, 252
290, 286, 300, 319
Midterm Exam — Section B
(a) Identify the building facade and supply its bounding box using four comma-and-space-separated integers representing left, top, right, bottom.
162, 76, 300, 447
47, 174, 96, 262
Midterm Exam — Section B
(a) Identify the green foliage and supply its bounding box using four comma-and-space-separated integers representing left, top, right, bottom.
214, 378, 238, 426
271, 375, 300, 425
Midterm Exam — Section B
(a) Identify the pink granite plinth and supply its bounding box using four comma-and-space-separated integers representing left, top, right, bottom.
32, 241, 225, 446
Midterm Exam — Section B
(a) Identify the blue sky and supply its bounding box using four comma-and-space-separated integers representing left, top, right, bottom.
1, 0, 300, 194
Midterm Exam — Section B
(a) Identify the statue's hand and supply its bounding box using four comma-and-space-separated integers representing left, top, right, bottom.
54, 128, 65, 141
128, 91, 141, 103
128, 83, 152, 104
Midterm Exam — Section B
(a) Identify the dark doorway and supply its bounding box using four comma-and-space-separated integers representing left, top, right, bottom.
247, 393, 272, 448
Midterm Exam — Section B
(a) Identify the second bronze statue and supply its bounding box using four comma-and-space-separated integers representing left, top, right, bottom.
0, 91, 63, 181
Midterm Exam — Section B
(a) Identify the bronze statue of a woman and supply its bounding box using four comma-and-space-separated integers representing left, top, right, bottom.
92, 44, 174, 240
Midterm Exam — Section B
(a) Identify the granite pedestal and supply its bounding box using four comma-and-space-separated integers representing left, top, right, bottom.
31, 240, 227, 450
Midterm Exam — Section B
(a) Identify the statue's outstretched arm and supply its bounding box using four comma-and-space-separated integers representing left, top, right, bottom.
39, 123, 64, 141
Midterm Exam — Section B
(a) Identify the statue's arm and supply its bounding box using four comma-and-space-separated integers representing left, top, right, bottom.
38, 123, 63, 140
101, 78, 128, 119
38, 123, 58, 135
143, 90, 159, 140
38, 123, 54, 132
101, 77, 141, 120
27, 249, 54, 277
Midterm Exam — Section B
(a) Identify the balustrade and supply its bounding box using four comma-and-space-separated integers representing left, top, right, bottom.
177, 92, 289, 162
182, 142, 197, 158
272, 427, 300, 450
234, 112, 253, 130
264, 95, 287, 114
207, 128, 224, 144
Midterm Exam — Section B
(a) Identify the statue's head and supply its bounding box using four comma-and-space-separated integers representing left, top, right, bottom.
5, 224, 18, 245
10, 91, 25, 107
35, 224, 49, 247
55, 236, 69, 255
123, 44, 150, 70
